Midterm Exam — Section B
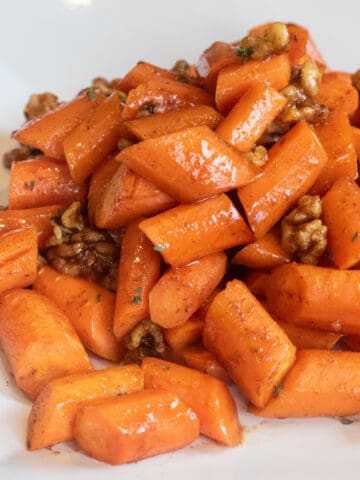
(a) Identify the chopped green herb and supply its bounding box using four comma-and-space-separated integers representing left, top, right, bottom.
352, 231, 359, 242
160, 365, 170, 370
235, 46, 254, 63
143, 102, 158, 114
177, 76, 189, 83
153, 245, 164, 252
96, 293, 102, 303
339, 417, 354, 425
87, 89, 96, 101
29, 180, 35, 191
131, 287, 142, 304
273, 383, 283, 398
327, 248, 334, 263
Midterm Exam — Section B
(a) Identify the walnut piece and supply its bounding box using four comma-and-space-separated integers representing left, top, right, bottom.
245, 145, 268, 167
238, 22, 290, 61
24, 92, 59, 120
281, 195, 327, 265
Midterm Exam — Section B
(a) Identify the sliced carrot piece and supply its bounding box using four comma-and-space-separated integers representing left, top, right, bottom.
163, 316, 204, 353
315, 72, 359, 117
180, 344, 230, 382
276, 320, 341, 350
116, 61, 178, 92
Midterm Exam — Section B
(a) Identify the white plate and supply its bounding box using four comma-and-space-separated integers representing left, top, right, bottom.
1, 0, 360, 478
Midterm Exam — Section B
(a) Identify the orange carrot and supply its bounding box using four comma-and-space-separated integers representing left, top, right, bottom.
195, 288, 221, 321
116, 61, 177, 92
149, 252, 227, 329
249, 350, 360, 417
33, 266, 121, 361
352, 126, 360, 159
243, 271, 270, 298
8, 157, 86, 210
265, 263, 360, 334
87, 154, 119, 225
0, 228, 38, 294
180, 344, 230, 382
315, 72, 359, 117
163, 316, 204, 353
216, 82, 287, 152
286, 23, 328, 68
94, 163, 175, 229
113, 220, 162, 341
238, 121, 327, 238
140, 194, 254, 266
197, 41, 241, 91
309, 111, 357, 195
343, 335, 360, 352
232, 227, 291, 269
123, 105, 222, 140
27, 365, 144, 450
215, 54, 291, 113
12, 92, 104, 159
122, 77, 213, 120
321, 178, 360, 269
203, 280, 296, 407
118, 125, 260, 203
74, 389, 199, 465
0, 288, 91, 399
63, 93, 123, 183
276, 320, 341, 350
142, 357, 242, 446
0, 205, 62, 248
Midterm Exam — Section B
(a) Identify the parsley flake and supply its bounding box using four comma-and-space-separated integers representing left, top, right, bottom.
235, 46, 254, 63
143, 102, 157, 114
339, 417, 354, 425
29, 180, 35, 191
96, 293, 102, 303
352, 231, 359, 242
131, 287, 142, 304
87, 89, 96, 101
327, 248, 334, 263
273, 383, 283, 398
153, 245, 164, 252
177, 76, 189, 84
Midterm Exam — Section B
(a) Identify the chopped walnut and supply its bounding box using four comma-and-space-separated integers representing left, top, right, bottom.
91, 77, 127, 104
245, 145, 268, 167
2, 144, 41, 169
171, 59, 201, 86
122, 320, 167, 365
237, 22, 290, 62
24, 92, 60, 120
352, 69, 360, 92
281, 195, 327, 265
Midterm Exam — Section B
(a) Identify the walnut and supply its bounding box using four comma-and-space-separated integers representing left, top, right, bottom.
122, 320, 167, 365
281, 195, 327, 265
24, 92, 59, 120
238, 22, 290, 62
245, 145, 268, 167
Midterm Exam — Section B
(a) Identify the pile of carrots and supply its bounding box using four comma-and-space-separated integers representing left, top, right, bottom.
1, 21, 360, 465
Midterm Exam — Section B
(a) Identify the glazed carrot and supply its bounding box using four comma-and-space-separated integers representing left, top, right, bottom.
63, 93, 123, 183
203, 280, 296, 407
343, 335, 360, 352
315, 72, 359, 117
117, 61, 178, 92
122, 77, 213, 120
94, 163, 175, 229
149, 252, 227, 328
197, 41, 241, 91
140, 194, 254, 266
216, 82, 287, 152
163, 316, 204, 353
238, 121, 327, 238
118, 126, 260, 203
0, 228, 37, 294
12, 92, 104, 159
276, 320, 341, 350
87, 154, 119, 225
123, 105, 222, 140
195, 288, 221, 321
113, 220, 162, 341
215, 54, 291, 113
243, 271, 270, 298
286, 23, 328, 68
180, 344, 230, 382
8, 157, 86, 210
142, 357, 242, 446
33, 266, 121, 361
249, 350, 360, 417
27, 365, 144, 450
352, 126, 360, 159
309, 111, 357, 196
0, 205, 62, 248
0, 288, 91, 399
321, 178, 360, 269
265, 263, 360, 334
74, 389, 199, 465
232, 227, 291, 269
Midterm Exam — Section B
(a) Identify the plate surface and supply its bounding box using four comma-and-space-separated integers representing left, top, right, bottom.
1, 0, 360, 478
